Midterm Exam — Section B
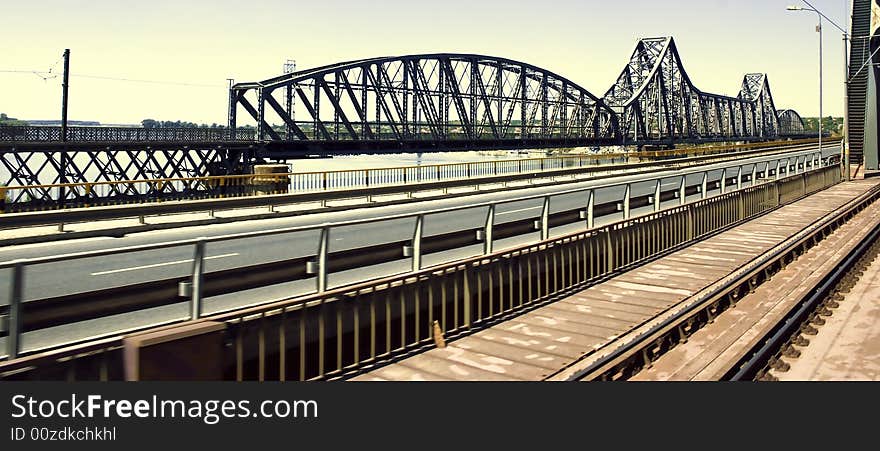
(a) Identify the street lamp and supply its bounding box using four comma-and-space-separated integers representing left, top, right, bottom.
787, 2, 851, 180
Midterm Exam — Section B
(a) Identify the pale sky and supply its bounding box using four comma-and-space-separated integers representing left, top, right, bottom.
0, 0, 853, 125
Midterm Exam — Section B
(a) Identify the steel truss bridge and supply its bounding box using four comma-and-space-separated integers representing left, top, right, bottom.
0, 36, 810, 197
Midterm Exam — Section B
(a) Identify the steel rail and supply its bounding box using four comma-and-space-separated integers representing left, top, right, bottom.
725, 210, 880, 380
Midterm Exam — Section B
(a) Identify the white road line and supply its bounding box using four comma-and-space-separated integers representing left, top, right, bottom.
496, 205, 543, 216
90, 253, 240, 276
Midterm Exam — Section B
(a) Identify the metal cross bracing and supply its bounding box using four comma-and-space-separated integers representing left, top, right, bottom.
0, 36, 814, 200
228, 54, 622, 156
603, 37, 781, 145
0, 146, 240, 205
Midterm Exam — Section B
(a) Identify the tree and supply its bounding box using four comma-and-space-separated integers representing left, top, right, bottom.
141, 119, 159, 129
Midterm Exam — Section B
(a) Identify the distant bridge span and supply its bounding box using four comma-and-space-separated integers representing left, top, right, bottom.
0, 36, 815, 192
229, 36, 808, 156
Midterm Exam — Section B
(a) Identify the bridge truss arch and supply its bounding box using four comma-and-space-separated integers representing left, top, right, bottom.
776, 109, 806, 136
602, 37, 780, 144
229, 54, 621, 152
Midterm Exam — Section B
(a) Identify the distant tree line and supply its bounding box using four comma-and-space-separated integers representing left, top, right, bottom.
141, 119, 225, 129
0, 113, 28, 126
802, 116, 843, 136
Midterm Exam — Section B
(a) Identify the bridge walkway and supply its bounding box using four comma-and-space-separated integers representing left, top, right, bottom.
351, 178, 880, 381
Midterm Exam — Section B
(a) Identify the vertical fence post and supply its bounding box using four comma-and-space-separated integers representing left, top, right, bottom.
686, 205, 695, 241
622, 184, 631, 220
463, 266, 471, 328
484, 205, 495, 254
190, 240, 206, 320
720, 169, 727, 194
775, 161, 782, 180
6, 262, 24, 360
751, 165, 758, 187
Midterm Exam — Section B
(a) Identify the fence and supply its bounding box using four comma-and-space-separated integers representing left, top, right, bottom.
0, 137, 835, 212
0, 153, 838, 380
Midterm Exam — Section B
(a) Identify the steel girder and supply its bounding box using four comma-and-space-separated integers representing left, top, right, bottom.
602, 37, 780, 143
229, 54, 621, 145
776, 109, 806, 136
0, 147, 228, 204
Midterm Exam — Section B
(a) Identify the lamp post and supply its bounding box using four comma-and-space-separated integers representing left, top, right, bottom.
787, 2, 851, 180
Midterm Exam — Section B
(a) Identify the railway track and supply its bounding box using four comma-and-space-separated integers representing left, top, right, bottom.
350, 177, 879, 382
1, 147, 833, 341
577, 180, 880, 381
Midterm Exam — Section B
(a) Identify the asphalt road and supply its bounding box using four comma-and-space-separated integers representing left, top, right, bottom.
0, 145, 837, 356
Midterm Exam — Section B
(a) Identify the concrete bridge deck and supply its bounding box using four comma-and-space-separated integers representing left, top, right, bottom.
352, 178, 880, 381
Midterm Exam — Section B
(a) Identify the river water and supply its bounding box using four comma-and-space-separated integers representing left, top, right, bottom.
284, 147, 619, 172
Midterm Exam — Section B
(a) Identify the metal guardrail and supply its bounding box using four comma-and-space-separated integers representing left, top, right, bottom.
0, 140, 835, 230
0, 163, 842, 380
0, 126, 256, 142
0, 137, 834, 211
0, 148, 830, 366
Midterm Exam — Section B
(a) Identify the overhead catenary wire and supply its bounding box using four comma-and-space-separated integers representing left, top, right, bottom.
0, 70, 226, 88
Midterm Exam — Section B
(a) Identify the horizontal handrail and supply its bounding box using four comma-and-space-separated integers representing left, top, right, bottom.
0, 148, 829, 269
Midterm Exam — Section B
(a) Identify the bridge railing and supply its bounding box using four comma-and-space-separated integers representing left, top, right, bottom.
0, 147, 835, 370
0, 126, 257, 142
0, 138, 831, 211
0, 160, 844, 380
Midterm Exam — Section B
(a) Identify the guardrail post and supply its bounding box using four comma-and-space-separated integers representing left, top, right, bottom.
410, 215, 423, 271
720, 169, 726, 194
775, 161, 782, 180
623, 184, 631, 220
540, 196, 550, 240
190, 240, 206, 320
316, 227, 329, 293
700, 172, 708, 199
586, 190, 595, 229
483, 205, 495, 254
678, 177, 686, 205
6, 262, 24, 360
653, 179, 661, 212
751, 165, 758, 187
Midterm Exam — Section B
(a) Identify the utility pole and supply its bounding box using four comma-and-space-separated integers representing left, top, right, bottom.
284, 59, 296, 141
60, 49, 70, 207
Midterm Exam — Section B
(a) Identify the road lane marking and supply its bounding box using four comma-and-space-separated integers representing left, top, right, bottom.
90, 253, 240, 276
496, 206, 543, 216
